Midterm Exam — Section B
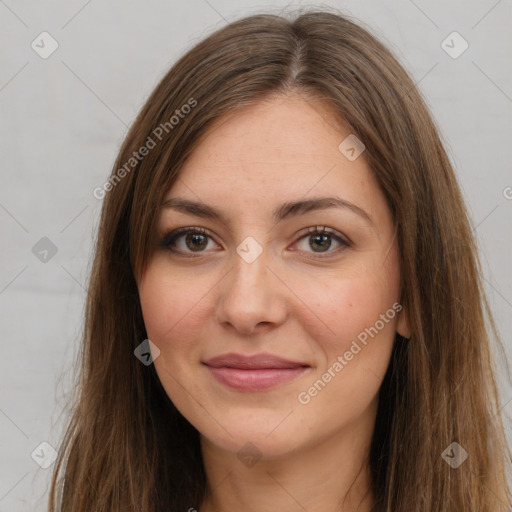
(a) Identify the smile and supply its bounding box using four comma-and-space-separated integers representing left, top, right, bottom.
203, 365, 309, 391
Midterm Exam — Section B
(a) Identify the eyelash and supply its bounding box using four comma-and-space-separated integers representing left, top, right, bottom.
159, 226, 351, 259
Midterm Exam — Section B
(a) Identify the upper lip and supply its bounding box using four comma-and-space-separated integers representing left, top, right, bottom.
203, 353, 310, 370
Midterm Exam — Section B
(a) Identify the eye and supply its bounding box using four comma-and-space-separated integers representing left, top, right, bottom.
160, 225, 350, 258
160, 227, 220, 255
292, 226, 350, 257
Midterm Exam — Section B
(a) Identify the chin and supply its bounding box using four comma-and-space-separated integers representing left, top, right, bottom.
198, 416, 304, 459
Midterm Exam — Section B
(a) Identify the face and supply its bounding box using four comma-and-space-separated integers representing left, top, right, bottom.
137, 93, 408, 459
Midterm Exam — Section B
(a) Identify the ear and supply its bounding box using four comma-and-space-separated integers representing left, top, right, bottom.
396, 305, 411, 339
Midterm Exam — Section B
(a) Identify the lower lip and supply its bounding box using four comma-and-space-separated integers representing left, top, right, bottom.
204, 365, 309, 391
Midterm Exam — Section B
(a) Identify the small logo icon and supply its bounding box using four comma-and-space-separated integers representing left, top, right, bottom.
32, 237, 58, 263
237, 442, 262, 468
338, 134, 365, 161
31, 441, 58, 469
236, 236, 263, 264
31, 32, 59, 59
441, 32, 469, 59
134, 339, 161, 365
441, 441, 468, 468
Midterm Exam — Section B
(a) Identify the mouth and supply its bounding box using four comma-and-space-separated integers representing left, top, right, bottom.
202, 352, 311, 391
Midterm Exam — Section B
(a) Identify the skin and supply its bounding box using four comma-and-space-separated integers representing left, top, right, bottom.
137, 92, 410, 512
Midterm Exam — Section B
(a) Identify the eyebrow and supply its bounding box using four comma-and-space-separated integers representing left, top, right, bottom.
161, 196, 373, 225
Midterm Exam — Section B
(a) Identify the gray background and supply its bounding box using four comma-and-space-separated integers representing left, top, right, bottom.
1, 0, 511, 509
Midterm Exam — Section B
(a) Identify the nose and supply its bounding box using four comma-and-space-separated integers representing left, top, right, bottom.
215, 246, 288, 336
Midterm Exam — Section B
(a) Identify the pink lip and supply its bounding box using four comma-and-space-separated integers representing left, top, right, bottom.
202, 352, 310, 391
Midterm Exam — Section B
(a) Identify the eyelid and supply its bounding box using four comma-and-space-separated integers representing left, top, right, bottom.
159, 226, 221, 250
295, 225, 351, 246
290, 226, 351, 258
160, 225, 350, 257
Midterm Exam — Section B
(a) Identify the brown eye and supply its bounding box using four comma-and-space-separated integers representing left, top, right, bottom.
294, 226, 350, 257
309, 232, 332, 252
160, 227, 219, 255
184, 232, 208, 251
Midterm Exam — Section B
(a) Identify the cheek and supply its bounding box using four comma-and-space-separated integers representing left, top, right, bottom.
299, 268, 399, 354
138, 272, 173, 341
138, 263, 199, 348
295, 272, 399, 423
138, 263, 211, 401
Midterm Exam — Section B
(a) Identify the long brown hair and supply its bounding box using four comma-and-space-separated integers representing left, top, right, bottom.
49, 9, 511, 511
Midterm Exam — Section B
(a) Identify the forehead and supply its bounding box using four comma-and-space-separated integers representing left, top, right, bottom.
182, 93, 346, 169
162, 93, 386, 227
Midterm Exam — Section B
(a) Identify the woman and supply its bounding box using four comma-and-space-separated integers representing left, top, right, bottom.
49, 9, 511, 512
